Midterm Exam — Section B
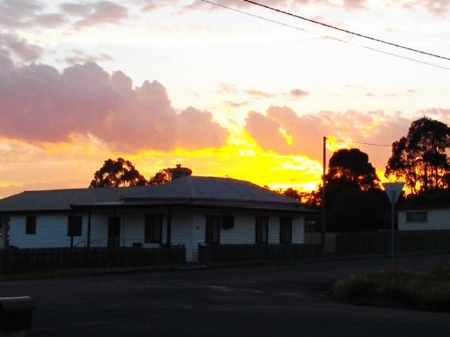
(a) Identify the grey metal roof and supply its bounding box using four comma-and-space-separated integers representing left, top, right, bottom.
0, 186, 146, 213
0, 176, 313, 213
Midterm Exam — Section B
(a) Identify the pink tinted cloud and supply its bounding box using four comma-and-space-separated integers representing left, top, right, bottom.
137, 0, 167, 12
0, 33, 43, 62
188, 0, 449, 15
67, 1, 129, 27
244, 89, 274, 98
65, 49, 114, 65
0, 56, 229, 152
290, 89, 310, 98
243, 105, 429, 171
0, 0, 44, 28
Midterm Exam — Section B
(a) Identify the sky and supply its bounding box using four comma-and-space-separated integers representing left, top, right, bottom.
0, 0, 449, 198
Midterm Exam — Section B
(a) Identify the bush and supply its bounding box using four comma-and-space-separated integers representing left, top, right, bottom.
330, 267, 450, 312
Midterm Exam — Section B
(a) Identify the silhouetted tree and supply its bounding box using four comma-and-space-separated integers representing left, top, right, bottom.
326, 148, 381, 191
148, 164, 192, 185
385, 117, 450, 194
89, 158, 147, 187
148, 169, 171, 186
283, 188, 302, 201
319, 148, 388, 232
328, 188, 390, 232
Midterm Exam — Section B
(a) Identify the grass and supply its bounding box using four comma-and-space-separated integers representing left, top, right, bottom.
330, 266, 450, 312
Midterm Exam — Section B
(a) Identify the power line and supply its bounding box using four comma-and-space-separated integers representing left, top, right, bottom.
241, 0, 450, 62
200, 0, 450, 71
332, 138, 391, 147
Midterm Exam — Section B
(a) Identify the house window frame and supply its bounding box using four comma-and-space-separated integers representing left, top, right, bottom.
406, 211, 428, 223
67, 215, 82, 237
26, 215, 36, 235
255, 216, 269, 244
280, 217, 293, 244
205, 215, 221, 244
145, 214, 163, 243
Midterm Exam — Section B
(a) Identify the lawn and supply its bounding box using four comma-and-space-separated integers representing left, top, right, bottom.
330, 266, 450, 312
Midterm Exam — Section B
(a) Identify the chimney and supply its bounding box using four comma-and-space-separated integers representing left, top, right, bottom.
170, 164, 193, 180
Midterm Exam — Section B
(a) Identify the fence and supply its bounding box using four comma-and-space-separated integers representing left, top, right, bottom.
0, 246, 186, 274
198, 243, 321, 263
335, 230, 450, 257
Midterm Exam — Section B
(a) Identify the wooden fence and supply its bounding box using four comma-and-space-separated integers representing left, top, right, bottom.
335, 230, 450, 257
198, 243, 321, 263
0, 246, 186, 274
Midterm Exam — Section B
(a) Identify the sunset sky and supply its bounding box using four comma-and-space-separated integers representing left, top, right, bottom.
0, 0, 449, 198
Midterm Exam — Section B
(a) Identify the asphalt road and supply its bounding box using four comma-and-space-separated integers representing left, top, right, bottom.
1, 254, 450, 337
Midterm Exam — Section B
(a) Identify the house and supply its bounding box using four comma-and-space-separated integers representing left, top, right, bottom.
398, 205, 450, 231
0, 176, 314, 262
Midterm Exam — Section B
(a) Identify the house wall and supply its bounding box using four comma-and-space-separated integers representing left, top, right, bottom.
6, 208, 306, 263
9, 213, 89, 248
190, 209, 305, 262
398, 208, 450, 231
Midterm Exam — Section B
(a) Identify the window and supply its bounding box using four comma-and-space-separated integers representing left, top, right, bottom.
205, 216, 221, 244
221, 215, 234, 229
406, 212, 427, 222
255, 217, 269, 244
280, 217, 293, 244
67, 215, 82, 237
108, 216, 121, 248
26, 216, 36, 235
145, 214, 163, 243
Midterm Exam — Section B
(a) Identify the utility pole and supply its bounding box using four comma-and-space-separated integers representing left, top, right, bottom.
321, 136, 327, 256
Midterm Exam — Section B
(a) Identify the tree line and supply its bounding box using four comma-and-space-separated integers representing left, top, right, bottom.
89, 116, 450, 232
89, 160, 192, 187
283, 116, 450, 232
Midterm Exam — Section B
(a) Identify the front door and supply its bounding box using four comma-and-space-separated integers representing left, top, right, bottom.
108, 216, 121, 248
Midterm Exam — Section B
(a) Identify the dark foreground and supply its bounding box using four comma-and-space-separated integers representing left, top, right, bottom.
1, 255, 450, 337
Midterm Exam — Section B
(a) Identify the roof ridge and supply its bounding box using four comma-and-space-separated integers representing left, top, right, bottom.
187, 176, 197, 198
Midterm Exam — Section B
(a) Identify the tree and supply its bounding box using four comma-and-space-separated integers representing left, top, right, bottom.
322, 148, 388, 232
328, 188, 390, 232
148, 164, 192, 185
326, 148, 381, 191
89, 158, 147, 187
385, 117, 450, 194
148, 169, 171, 186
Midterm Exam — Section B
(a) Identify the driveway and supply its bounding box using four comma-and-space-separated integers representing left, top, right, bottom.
1, 254, 450, 337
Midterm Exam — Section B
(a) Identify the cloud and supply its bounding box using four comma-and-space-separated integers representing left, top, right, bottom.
243, 105, 437, 172
65, 50, 114, 65
401, 0, 450, 16
136, 0, 168, 12
290, 89, 310, 98
186, 0, 450, 15
244, 89, 274, 98
61, 1, 129, 28
216, 83, 238, 95
224, 101, 249, 108
0, 0, 44, 28
0, 33, 43, 62
0, 56, 229, 152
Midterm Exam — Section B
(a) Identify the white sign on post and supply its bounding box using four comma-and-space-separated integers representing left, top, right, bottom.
382, 182, 405, 265
383, 182, 405, 204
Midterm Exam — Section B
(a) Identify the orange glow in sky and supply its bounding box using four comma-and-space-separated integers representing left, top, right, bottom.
0, 1, 448, 198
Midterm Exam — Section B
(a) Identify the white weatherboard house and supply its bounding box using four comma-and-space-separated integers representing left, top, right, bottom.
398, 205, 450, 231
0, 176, 313, 262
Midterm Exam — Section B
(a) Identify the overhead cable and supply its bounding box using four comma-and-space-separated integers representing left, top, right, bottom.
241, 0, 450, 62
200, 0, 450, 70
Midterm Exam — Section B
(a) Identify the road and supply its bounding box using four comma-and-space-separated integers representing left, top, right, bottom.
1, 254, 450, 337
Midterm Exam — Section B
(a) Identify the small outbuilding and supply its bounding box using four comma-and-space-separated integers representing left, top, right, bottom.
397, 205, 450, 231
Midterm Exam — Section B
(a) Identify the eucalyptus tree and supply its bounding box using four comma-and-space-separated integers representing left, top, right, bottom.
385, 117, 450, 194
